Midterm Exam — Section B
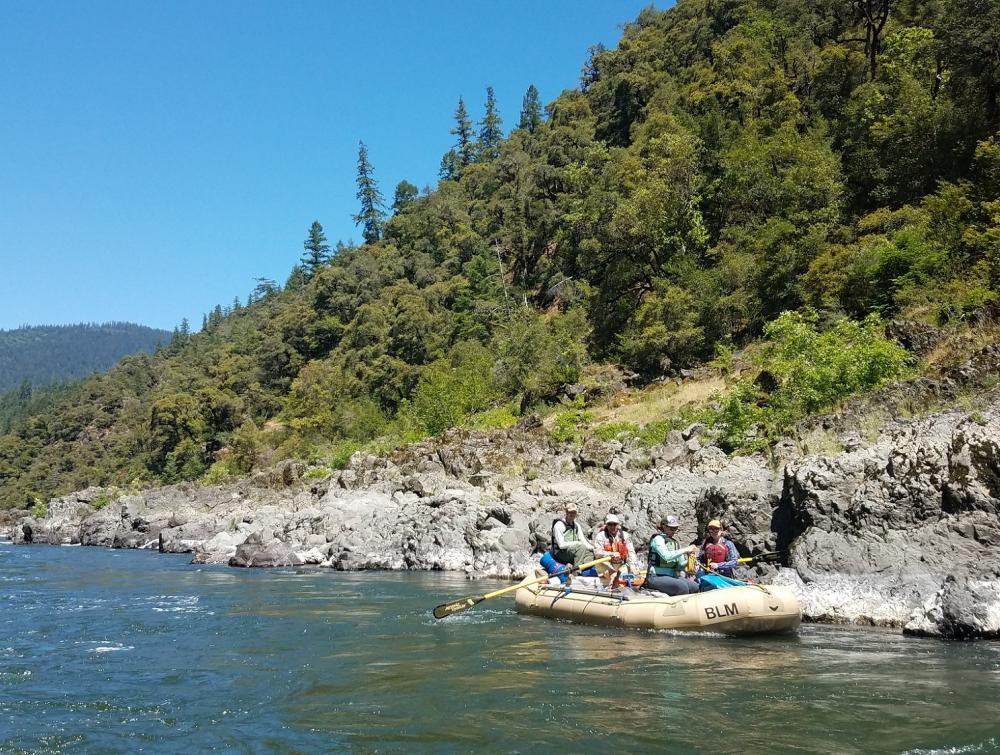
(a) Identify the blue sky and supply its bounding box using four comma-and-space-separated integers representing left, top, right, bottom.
0, 1, 661, 332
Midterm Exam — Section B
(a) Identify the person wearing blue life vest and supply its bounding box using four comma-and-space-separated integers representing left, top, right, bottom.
645, 515, 699, 596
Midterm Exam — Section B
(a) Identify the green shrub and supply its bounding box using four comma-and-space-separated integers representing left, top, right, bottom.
550, 406, 593, 443
714, 311, 911, 452
328, 439, 362, 470
202, 459, 238, 486
465, 405, 519, 431
91, 491, 115, 511
303, 466, 333, 480
593, 421, 641, 442
29, 499, 48, 519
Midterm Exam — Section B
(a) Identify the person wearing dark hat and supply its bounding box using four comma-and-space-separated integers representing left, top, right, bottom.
645, 515, 699, 596
550, 503, 597, 567
698, 519, 740, 578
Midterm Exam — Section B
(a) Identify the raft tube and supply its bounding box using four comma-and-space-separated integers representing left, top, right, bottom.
514, 571, 801, 635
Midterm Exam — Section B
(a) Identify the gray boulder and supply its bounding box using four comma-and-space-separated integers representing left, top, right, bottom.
229, 532, 304, 568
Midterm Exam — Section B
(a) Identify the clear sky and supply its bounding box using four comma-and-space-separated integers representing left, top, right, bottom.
0, 1, 661, 332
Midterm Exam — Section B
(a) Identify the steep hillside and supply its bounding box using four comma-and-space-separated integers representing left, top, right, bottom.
2, 0, 999, 508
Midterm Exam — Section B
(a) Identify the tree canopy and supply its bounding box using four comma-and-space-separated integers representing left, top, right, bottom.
2, 0, 999, 506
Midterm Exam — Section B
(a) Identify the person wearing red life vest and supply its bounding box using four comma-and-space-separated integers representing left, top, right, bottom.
698, 519, 740, 578
592, 514, 638, 577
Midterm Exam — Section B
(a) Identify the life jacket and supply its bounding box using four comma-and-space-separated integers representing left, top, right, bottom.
550, 518, 580, 551
648, 533, 678, 574
705, 541, 729, 566
601, 528, 629, 561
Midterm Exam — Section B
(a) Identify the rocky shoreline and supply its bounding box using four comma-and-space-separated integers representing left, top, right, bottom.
5, 346, 1000, 641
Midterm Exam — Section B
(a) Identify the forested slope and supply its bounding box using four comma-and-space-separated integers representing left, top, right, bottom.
2, 0, 999, 508
0, 323, 170, 394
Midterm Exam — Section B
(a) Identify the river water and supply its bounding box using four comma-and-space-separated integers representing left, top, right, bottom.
1, 542, 998, 754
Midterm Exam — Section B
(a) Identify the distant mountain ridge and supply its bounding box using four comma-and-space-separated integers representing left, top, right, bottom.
0, 322, 171, 393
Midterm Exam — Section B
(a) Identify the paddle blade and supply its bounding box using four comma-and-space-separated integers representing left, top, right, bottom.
754, 552, 783, 563
433, 595, 483, 619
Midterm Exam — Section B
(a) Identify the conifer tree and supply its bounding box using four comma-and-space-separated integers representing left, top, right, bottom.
450, 97, 476, 168
301, 220, 331, 278
477, 86, 503, 161
439, 149, 460, 180
518, 84, 542, 132
392, 180, 419, 213
353, 141, 386, 245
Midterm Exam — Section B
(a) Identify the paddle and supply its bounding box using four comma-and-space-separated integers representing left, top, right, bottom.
735, 550, 785, 565
432, 556, 613, 619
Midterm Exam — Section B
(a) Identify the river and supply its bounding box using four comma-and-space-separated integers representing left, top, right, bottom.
1, 542, 998, 753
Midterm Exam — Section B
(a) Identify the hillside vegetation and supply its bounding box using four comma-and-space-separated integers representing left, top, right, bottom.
0, 323, 170, 395
2, 0, 1000, 508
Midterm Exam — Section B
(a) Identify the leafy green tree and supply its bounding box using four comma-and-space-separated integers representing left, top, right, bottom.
518, 84, 542, 132
478, 86, 503, 160
353, 141, 386, 245
301, 220, 331, 278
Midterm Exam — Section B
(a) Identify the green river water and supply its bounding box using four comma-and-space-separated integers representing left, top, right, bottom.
1, 542, 998, 753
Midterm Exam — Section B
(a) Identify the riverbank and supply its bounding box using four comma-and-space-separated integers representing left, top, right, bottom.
6, 351, 1000, 640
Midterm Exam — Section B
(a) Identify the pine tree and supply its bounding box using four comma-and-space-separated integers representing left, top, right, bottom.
301, 220, 331, 277
518, 84, 542, 132
392, 180, 419, 213
439, 149, 460, 180
353, 141, 386, 245
478, 86, 503, 161
450, 97, 476, 168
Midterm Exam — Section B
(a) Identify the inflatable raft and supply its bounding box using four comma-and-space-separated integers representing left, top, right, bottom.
514, 572, 801, 635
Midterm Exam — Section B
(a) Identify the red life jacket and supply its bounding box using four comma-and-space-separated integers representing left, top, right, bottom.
602, 529, 629, 561
705, 541, 729, 565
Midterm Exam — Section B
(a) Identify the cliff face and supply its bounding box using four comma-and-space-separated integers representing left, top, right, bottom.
7, 349, 1000, 640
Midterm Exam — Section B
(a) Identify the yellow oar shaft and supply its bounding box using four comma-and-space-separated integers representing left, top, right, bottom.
481, 556, 613, 600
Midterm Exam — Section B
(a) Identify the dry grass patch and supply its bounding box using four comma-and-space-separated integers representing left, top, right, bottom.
922, 323, 1000, 373
590, 375, 726, 426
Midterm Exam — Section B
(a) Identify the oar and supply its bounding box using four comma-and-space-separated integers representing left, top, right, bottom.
735, 550, 785, 565
432, 556, 613, 619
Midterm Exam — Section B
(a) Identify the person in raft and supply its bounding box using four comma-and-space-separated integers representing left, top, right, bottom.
550, 503, 598, 567
698, 519, 740, 578
592, 514, 638, 578
645, 515, 699, 596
